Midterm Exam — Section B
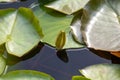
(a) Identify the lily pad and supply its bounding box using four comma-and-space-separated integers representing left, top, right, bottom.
33, 6, 84, 49
80, 0, 120, 51
80, 64, 120, 80
0, 7, 43, 57
0, 70, 54, 80
0, 0, 17, 2
106, 0, 120, 16
45, 0, 90, 14
70, 10, 85, 44
0, 56, 6, 75
72, 76, 90, 80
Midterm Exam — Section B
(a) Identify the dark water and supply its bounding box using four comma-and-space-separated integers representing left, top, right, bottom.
7, 44, 111, 80
0, 0, 112, 80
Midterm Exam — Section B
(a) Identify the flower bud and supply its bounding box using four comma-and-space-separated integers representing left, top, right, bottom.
55, 31, 66, 50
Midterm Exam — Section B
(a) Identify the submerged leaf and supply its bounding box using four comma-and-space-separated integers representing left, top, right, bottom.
45, 0, 90, 14
33, 6, 84, 49
80, 64, 120, 80
0, 7, 43, 57
0, 70, 54, 80
81, 0, 120, 51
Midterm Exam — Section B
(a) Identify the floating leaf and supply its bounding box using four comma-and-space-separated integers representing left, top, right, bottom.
0, 70, 54, 80
33, 6, 84, 49
80, 0, 120, 51
70, 10, 85, 44
80, 64, 120, 80
72, 76, 90, 80
0, 7, 43, 57
45, 0, 90, 14
0, 56, 6, 75
106, 0, 120, 16
0, 0, 18, 2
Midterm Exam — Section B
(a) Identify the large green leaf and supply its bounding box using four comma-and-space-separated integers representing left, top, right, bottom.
33, 6, 84, 49
80, 0, 120, 51
0, 70, 54, 80
45, 0, 90, 14
0, 56, 6, 75
0, 7, 43, 57
80, 64, 120, 80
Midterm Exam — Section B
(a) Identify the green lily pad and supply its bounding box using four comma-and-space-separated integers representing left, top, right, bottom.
45, 0, 90, 14
72, 76, 90, 80
80, 64, 120, 80
33, 6, 84, 49
0, 7, 43, 57
80, 0, 120, 51
0, 70, 54, 80
0, 56, 6, 75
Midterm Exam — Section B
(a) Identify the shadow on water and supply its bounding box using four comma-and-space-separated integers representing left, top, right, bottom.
89, 48, 120, 64
7, 42, 44, 65
56, 49, 69, 63
7, 43, 111, 80
88, 48, 112, 60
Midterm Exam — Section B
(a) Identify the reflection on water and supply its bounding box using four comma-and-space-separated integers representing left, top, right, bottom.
7, 44, 110, 80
